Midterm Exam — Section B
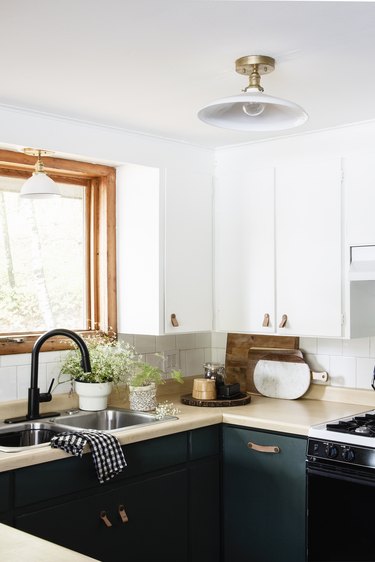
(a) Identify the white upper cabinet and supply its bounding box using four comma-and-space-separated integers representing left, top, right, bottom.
117, 162, 212, 335
214, 157, 343, 337
344, 156, 375, 246
214, 166, 275, 333
275, 159, 342, 337
342, 155, 375, 338
164, 168, 212, 334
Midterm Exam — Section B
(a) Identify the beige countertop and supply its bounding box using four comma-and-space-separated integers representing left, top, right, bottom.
0, 523, 99, 561
1, 383, 374, 562
0, 384, 374, 472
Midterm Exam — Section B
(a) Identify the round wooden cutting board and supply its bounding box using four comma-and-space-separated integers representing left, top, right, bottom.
253, 353, 311, 400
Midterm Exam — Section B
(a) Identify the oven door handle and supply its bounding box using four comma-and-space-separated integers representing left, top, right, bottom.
307, 463, 375, 488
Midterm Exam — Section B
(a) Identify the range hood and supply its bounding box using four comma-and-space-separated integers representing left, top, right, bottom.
349, 245, 375, 281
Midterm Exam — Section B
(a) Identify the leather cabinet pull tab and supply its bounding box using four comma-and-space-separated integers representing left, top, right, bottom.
171, 313, 179, 327
262, 313, 270, 327
279, 314, 288, 328
118, 504, 129, 523
100, 510, 112, 527
248, 442, 280, 454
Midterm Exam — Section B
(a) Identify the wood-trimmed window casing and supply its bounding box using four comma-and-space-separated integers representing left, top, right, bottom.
0, 149, 117, 355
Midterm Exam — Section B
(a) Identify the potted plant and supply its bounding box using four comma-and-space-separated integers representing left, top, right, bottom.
127, 360, 183, 412
57, 332, 137, 411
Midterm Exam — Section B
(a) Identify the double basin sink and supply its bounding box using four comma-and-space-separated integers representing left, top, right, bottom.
0, 408, 178, 453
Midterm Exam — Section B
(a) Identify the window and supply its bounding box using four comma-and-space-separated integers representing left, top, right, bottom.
0, 149, 116, 354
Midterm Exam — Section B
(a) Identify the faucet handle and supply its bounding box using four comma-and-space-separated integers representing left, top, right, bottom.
40, 378, 54, 403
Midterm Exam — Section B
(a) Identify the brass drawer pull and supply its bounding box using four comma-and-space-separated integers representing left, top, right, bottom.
262, 313, 270, 327
118, 504, 129, 523
100, 510, 112, 527
248, 442, 280, 454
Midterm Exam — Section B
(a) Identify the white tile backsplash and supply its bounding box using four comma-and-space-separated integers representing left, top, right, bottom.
342, 337, 370, 358
0, 366, 17, 401
356, 358, 374, 390
1, 332, 375, 404
317, 338, 343, 356
328, 356, 356, 388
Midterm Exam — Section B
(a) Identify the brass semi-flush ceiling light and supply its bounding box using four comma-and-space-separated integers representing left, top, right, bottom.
198, 55, 308, 132
20, 148, 60, 198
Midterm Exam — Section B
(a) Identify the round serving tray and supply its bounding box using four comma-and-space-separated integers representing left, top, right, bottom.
180, 393, 251, 408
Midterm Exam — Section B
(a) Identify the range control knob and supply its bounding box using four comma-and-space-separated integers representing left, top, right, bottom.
325, 444, 338, 458
342, 448, 355, 462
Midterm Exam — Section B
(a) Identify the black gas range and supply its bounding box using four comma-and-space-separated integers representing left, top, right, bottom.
308, 409, 375, 470
307, 410, 375, 562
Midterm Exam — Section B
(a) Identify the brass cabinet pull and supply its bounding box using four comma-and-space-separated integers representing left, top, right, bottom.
262, 313, 270, 327
171, 313, 179, 327
100, 510, 112, 527
279, 314, 288, 328
118, 504, 129, 523
248, 442, 280, 454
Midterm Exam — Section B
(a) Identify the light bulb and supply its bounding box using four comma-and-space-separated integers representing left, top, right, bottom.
242, 102, 265, 117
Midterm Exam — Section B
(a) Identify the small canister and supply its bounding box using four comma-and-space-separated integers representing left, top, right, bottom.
204, 362, 226, 388
192, 378, 217, 400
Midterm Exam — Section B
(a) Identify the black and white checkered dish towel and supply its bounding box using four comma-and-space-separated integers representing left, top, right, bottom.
51, 430, 127, 484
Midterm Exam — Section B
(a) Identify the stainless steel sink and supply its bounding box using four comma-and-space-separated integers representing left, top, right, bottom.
0, 408, 178, 452
0, 421, 73, 453
53, 408, 177, 431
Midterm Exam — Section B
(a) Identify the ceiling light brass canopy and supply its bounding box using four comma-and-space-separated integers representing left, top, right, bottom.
198, 54, 308, 132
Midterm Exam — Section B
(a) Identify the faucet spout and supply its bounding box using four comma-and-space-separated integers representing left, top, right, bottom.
5, 329, 92, 423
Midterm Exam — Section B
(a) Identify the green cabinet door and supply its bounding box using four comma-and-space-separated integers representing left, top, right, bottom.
16, 468, 188, 562
222, 425, 306, 562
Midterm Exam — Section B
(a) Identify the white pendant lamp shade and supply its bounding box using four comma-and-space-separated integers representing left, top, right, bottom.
20, 172, 60, 199
20, 148, 61, 199
198, 54, 308, 132
198, 90, 308, 132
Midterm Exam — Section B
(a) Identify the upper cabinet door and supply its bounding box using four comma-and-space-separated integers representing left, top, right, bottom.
344, 156, 375, 245
214, 166, 275, 333
164, 168, 213, 334
275, 158, 342, 337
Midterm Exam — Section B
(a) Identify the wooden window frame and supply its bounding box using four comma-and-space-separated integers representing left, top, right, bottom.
0, 149, 117, 355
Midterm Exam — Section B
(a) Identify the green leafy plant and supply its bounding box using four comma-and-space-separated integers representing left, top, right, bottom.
128, 360, 183, 388
58, 332, 137, 386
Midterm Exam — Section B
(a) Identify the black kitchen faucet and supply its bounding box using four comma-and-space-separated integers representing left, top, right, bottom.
4, 328, 92, 423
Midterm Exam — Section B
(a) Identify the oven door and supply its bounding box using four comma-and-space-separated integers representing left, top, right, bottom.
307, 461, 375, 562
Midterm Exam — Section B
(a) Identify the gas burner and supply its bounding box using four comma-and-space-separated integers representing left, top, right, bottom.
308, 409, 375, 447
354, 425, 371, 434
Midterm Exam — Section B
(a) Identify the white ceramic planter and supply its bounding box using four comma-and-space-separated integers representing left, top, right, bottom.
74, 381, 112, 411
128, 383, 157, 411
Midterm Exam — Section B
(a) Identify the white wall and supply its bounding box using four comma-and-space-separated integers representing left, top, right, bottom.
1, 107, 375, 401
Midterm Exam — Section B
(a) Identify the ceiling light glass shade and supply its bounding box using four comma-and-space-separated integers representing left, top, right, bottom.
198, 90, 308, 132
20, 172, 60, 199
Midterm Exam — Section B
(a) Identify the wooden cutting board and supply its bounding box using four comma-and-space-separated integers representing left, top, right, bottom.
253, 354, 311, 399
225, 333, 300, 393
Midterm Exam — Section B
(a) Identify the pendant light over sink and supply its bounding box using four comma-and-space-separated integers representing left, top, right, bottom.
198, 55, 308, 132
20, 148, 61, 199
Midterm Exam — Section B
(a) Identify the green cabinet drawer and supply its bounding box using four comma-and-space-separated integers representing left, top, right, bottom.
16, 468, 189, 562
15, 432, 188, 507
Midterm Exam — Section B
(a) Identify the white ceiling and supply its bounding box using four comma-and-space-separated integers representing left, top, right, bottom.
1, 0, 375, 148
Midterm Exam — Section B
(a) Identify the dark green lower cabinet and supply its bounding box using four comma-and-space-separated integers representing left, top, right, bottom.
189, 457, 221, 562
9, 426, 221, 562
222, 425, 306, 562
16, 469, 188, 562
